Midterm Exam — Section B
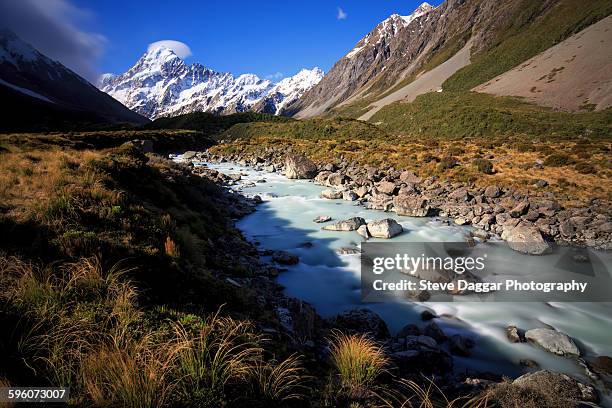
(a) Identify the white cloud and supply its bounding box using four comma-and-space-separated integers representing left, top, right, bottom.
265, 72, 284, 80
337, 7, 347, 20
147, 40, 192, 59
0, 0, 106, 82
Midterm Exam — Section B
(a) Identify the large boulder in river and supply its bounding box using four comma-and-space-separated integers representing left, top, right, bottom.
284, 154, 317, 179
525, 328, 580, 356
367, 219, 403, 239
322, 217, 366, 231
393, 195, 430, 217
329, 308, 390, 339
501, 224, 551, 255
320, 189, 343, 199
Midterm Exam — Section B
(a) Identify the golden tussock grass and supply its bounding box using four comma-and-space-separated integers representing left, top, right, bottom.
329, 331, 388, 399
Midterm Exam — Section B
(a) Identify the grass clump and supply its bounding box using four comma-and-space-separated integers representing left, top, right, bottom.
473, 158, 494, 174
543, 153, 571, 167
329, 332, 388, 400
574, 162, 597, 174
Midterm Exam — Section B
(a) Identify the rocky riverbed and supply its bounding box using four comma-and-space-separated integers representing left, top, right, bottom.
170, 148, 612, 405
197, 148, 611, 251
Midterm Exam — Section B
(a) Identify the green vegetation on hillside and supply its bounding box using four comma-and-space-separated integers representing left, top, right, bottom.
0, 135, 309, 406
369, 91, 612, 140
221, 116, 387, 143
146, 111, 290, 133
443, 0, 612, 91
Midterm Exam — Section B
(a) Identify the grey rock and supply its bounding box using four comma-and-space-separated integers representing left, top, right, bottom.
454, 217, 470, 226
449, 334, 473, 356
393, 196, 430, 217
285, 154, 317, 179
322, 217, 366, 231
330, 308, 390, 339
376, 180, 397, 195
320, 189, 343, 199
343, 190, 358, 201
506, 325, 523, 343
313, 215, 332, 223
397, 324, 420, 337
510, 201, 530, 218
484, 185, 501, 198
423, 322, 446, 343
356, 225, 369, 239
399, 170, 421, 184
367, 218, 403, 238
327, 172, 347, 186
354, 185, 369, 198
525, 328, 580, 357
501, 224, 551, 255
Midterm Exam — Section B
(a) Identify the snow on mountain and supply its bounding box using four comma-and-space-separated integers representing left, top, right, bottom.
99, 47, 323, 119
345, 2, 434, 59
255, 68, 324, 115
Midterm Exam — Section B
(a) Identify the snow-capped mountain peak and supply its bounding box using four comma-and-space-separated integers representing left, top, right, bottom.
100, 47, 322, 119
345, 2, 435, 59
256, 67, 324, 115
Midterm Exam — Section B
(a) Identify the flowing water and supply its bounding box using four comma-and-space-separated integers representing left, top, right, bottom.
199, 160, 612, 402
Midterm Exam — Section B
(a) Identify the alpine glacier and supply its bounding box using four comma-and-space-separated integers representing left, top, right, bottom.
99, 45, 323, 119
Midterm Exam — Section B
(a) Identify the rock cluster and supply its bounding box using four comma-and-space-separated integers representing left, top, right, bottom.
204, 150, 611, 251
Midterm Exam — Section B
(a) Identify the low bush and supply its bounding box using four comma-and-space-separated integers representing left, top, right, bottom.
473, 158, 494, 174
438, 156, 459, 170
574, 162, 597, 174
544, 153, 571, 167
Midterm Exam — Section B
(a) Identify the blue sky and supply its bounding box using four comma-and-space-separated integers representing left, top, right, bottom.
72, 0, 441, 80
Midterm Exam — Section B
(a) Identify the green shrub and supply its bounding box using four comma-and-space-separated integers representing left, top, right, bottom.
574, 162, 597, 174
438, 156, 459, 170
544, 154, 571, 167
473, 158, 494, 174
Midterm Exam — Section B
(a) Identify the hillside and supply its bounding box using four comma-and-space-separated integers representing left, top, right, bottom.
290, 0, 612, 119
0, 31, 147, 131
473, 15, 612, 112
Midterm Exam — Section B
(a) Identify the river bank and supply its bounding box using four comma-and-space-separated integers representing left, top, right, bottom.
171, 148, 612, 405
199, 148, 612, 251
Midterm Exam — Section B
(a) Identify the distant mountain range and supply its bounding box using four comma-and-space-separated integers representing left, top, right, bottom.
98, 47, 323, 120
0, 30, 147, 131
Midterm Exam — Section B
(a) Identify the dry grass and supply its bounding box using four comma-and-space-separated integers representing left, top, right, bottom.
329, 332, 388, 399
211, 135, 611, 207
375, 378, 490, 408
82, 335, 173, 408
170, 312, 263, 405
250, 354, 310, 403
164, 236, 181, 258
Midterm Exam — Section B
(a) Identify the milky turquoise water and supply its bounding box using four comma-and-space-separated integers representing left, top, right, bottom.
202, 161, 612, 401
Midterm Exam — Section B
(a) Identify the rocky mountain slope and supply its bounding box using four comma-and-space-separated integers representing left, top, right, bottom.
99, 46, 322, 119
0, 30, 148, 130
474, 15, 612, 112
290, 0, 612, 119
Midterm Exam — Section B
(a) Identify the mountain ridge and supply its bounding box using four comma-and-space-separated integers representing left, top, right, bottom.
99, 47, 323, 120
289, 0, 612, 119
0, 30, 148, 130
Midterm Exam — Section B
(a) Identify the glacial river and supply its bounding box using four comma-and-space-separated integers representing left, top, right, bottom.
202, 160, 612, 402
